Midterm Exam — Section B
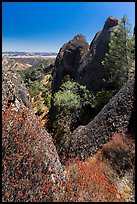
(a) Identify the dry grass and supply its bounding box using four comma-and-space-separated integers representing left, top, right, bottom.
64, 130, 135, 202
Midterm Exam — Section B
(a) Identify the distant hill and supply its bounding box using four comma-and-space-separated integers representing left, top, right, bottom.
2, 51, 57, 56
2, 52, 56, 67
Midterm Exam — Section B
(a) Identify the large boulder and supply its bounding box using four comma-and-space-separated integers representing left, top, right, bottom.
52, 34, 89, 94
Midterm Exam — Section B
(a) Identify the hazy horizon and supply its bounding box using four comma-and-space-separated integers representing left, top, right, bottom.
2, 50, 58, 53
2, 2, 135, 52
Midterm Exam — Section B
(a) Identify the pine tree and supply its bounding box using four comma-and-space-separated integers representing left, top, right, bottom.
102, 16, 134, 92
126, 27, 135, 79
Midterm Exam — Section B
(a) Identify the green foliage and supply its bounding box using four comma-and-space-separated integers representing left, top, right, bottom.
44, 94, 51, 109
31, 70, 43, 81
91, 88, 113, 114
51, 81, 93, 138
39, 63, 44, 69
36, 100, 43, 110
54, 89, 81, 114
21, 70, 32, 84
130, 35, 135, 60
53, 81, 93, 115
126, 35, 135, 79
20, 64, 45, 87
41, 88, 50, 98
102, 16, 134, 92
29, 81, 42, 97
21, 66, 52, 114
36, 100, 43, 116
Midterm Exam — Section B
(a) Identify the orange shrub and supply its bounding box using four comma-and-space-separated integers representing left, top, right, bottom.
2, 100, 65, 202
63, 157, 125, 202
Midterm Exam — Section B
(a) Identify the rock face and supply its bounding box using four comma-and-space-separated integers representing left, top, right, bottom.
59, 76, 135, 162
2, 101, 66, 202
78, 16, 119, 92
2, 66, 66, 202
52, 34, 89, 94
2, 68, 32, 109
90, 16, 118, 63
52, 16, 119, 94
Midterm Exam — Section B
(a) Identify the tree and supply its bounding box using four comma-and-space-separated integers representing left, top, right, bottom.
121, 16, 135, 77
102, 16, 134, 92
91, 88, 113, 117
126, 35, 135, 79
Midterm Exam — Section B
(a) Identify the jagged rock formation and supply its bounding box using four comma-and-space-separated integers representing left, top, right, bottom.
52, 16, 119, 94
59, 76, 135, 162
2, 68, 32, 109
78, 16, 119, 92
52, 34, 89, 94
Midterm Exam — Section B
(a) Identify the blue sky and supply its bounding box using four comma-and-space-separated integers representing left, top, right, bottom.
2, 2, 135, 52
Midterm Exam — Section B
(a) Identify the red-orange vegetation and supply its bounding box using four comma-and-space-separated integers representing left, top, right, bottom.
2, 98, 134, 202
63, 130, 134, 202
63, 157, 124, 202
63, 132, 134, 202
2, 100, 59, 202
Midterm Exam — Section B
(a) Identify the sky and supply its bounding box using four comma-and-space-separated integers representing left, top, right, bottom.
2, 2, 135, 52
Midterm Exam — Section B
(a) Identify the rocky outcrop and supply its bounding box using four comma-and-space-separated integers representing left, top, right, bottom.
2, 68, 32, 109
59, 76, 135, 162
52, 34, 89, 94
78, 16, 119, 92
2, 67, 66, 202
52, 16, 119, 94
2, 100, 66, 202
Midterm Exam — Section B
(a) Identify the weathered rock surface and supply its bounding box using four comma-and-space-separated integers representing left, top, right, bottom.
2, 68, 32, 109
2, 101, 66, 202
52, 34, 89, 94
89, 16, 118, 64
78, 16, 119, 92
59, 76, 135, 162
52, 16, 119, 94
2, 67, 66, 201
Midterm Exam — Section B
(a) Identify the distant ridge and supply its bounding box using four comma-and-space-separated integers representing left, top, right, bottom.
2, 51, 57, 56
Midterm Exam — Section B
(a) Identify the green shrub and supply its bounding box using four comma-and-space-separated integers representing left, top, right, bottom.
44, 94, 51, 109
36, 100, 43, 116
31, 70, 43, 81
51, 81, 93, 140
54, 89, 81, 114
29, 81, 42, 97
53, 81, 93, 116
21, 70, 32, 84
91, 88, 113, 114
